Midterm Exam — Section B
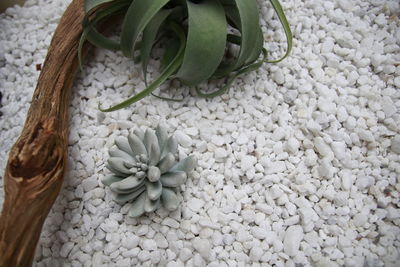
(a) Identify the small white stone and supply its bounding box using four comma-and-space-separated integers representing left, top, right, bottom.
251, 226, 268, 239
60, 242, 74, 258
333, 191, 348, 206
271, 127, 286, 141
236, 133, 249, 145
214, 148, 228, 159
355, 176, 374, 190
179, 248, 193, 262
122, 233, 140, 249
318, 159, 334, 178
273, 69, 285, 84
162, 218, 180, 228
211, 135, 225, 146
82, 177, 98, 192
331, 141, 346, 160
283, 226, 304, 257
100, 219, 118, 233
236, 229, 251, 242
353, 213, 368, 227
314, 137, 332, 157
357, 129, 375, 142
241, 155, 257, 172
138, 250, 151, 262
175, 131, 193, 148
249, 247, 264, 261
305, 149, 318, 166
187, 198, 205, 212
154, 233, 169, 248
269, 185, 284, 199
265, 161, 286, 174
192, 237, 211, 260
141, 239, 157, 251
286, 138, 300, 154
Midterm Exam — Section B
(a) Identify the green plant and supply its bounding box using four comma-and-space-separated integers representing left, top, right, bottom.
80, 0, 292, 111
102, 125, 197, 217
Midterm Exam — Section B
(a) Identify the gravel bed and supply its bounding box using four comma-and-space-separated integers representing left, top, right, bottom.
1, 0, 400, 266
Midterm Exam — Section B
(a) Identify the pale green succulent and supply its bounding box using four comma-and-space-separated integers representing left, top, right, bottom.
102, 125, 197, 217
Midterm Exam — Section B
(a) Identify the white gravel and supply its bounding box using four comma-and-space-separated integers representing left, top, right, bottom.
1, 0, 400, 266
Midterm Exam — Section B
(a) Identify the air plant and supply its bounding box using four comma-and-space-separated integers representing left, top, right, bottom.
79, 0, 292, 111
102, 125, 197, 217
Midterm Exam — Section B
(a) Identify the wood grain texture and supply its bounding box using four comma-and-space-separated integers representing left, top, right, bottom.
0, 0, 85, 265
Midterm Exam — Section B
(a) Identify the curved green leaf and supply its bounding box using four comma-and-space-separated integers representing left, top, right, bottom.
141, 8, 177, 84
99, 22, 186, 112
216, 0, 261, 77
175, 0, 227, 85
120, 0, 170, 58
197, 48, 267, 98
265, 0, 293, 63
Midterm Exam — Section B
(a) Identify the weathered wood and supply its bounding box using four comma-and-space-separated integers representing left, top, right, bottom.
0, 0, 86, 265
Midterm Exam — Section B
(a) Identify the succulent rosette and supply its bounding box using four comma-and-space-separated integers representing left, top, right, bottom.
102, 125, 197, 217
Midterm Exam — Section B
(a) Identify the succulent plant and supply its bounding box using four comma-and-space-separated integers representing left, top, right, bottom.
79, 0, 292, 112
102, 125, 197, 217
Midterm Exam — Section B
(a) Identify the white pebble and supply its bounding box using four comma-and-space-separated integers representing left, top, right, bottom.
283, 226, 304, 257
192, 237, 211, 260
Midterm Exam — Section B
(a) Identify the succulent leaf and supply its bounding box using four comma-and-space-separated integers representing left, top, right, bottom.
170, 155, 197, 173
114, 186, 146, 204
160, 171, 187, 187
128, 133, 147, 156
110, 176, 145, 192
146, 180, 163, 200
161, 188, 179, 211
158, 153, 176, 173
102, 174, 123, 186
115, 136, 134, 155
107, 157, 131, 175
128, 192, 146, 217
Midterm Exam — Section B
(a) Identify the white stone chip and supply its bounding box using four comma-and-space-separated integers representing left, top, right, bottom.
283, 226, 304, 257
192, 237, 211, 260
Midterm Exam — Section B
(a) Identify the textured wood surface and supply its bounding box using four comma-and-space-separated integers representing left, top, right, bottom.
0, 0, 85, 265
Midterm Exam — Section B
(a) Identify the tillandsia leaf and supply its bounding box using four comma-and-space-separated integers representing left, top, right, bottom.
85, 0, 115, 13
120, 0, 171, 58
79, 1, 130, 70
175, 0, 227, 85
99, 22, 186, 112
160, 36, 180, 72
215, 0, 261, 77
197, 48, 268, 98
265, 0, 293, 63
141, 8, 177, 84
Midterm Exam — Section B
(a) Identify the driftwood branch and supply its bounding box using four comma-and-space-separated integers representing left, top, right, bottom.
0, 0, 86, 265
